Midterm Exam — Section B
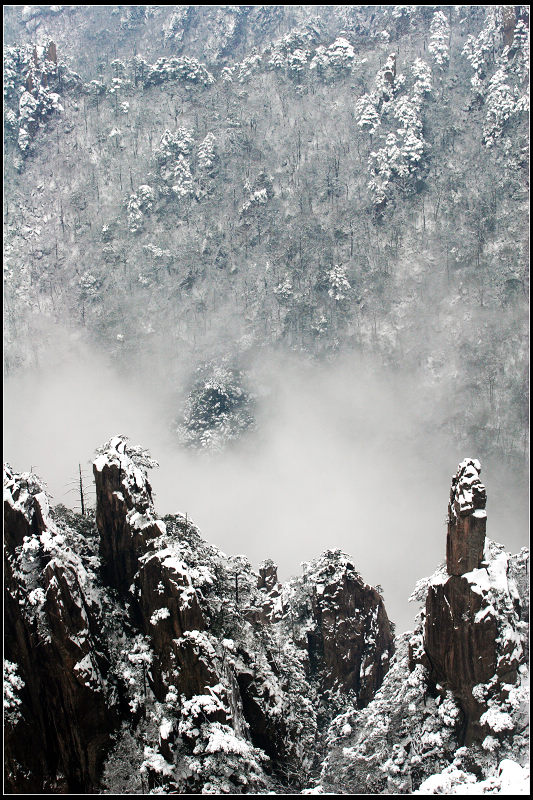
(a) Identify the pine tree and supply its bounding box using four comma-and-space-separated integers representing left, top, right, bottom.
429, 10, 450, 69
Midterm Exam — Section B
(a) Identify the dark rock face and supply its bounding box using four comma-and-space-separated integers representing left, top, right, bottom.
94, 438, 225, 717
424, 576, 498, 743
3, 465, 47, 549
420, 458, 526, 745
425, 576, 498, 687
134, 548, 216, 703
257, 558, 279, 592
305, 555, 394, 704
255, 551, 395, 705
254, 558, 283, 623
446, 458, 487, 576
4, 466, 118, 793
93, 436, 163, 594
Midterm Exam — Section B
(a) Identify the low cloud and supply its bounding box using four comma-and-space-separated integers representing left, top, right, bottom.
4, 334, 528, 633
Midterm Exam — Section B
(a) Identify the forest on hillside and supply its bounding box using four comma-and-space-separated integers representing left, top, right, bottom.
3, 5, 529, 467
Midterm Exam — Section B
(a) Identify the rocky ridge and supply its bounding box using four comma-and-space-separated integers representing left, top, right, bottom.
4, 436, 394, 793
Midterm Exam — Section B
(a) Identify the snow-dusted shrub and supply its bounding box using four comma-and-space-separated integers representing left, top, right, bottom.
197, 132, 217, 174
237, 52, 262, 83
4, 661, 25, 726
355, 94, 381, 134
174, 720, 268, 794
171, 155, 194, 199
273, 274, 294, 302
412, 58, 432, 98
483, 67, 527, 147
327, 37, 356, 75
240, 187, 268, 215
142, 55, 214, 87
156, 128, 194, 164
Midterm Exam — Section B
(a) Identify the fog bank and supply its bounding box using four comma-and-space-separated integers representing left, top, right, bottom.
4, 335, 528, 633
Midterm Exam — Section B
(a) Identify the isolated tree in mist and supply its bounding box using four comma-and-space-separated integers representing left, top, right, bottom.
175, 364, 255, 450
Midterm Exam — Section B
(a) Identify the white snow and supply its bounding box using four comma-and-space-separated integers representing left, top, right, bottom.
498, 760, 530, 794
28, 588, 46, 606
4, 660, 25, 723
140, 747, 174, 777
73, 653, 99, 688
127, 511, 153, 530
150, 608, 170, 625
481, 735, 499, 751
159, 717, 173, 740
341, 723, 352, 736
474, 605, 494, 623
415, 759, 529, 794
93, 455, 107, 473
479, 707, 514, 733
464, 552, 510, 597
203, 722, 252, 756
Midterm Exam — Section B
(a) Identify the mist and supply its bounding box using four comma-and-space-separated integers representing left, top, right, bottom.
4, 330, 528, 633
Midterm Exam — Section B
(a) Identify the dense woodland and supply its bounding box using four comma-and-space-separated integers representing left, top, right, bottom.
3, 5, 529, 464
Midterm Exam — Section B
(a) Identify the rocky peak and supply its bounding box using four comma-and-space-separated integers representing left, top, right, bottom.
257, 558, 279, 592
282, 549, 395, 705
93, 435, 165, 594
254, 558, 282, 623
3, 463, 50, 550
418, 458, 528, 745
447, 458, 487, 576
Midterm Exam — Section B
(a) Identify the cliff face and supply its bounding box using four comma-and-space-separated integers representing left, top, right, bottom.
318, 458, 529, 795
93, 436, 164, 594
281, 552, 394, 705
311, 563, 393, 706
420, 459, 526, 744
3, 466, 118, 793
4, 437, 395, 794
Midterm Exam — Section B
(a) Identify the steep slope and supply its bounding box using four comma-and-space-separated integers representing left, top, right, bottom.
4, 437, 394, 793
274, 550, 394, 708
318, 458, 529, 794
3, 6, 530, 466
